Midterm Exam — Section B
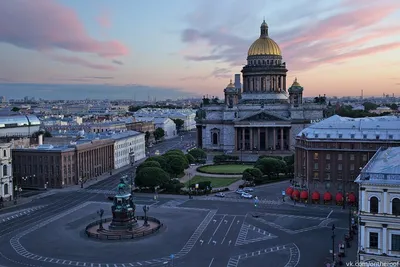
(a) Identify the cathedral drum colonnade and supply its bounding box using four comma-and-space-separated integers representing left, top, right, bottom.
196, 20, 325, 153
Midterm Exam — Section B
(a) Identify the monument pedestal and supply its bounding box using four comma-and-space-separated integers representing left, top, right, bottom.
109, 193, 136, 231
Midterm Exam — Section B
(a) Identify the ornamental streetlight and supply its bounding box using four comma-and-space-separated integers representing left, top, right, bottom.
143, 205, 150, 226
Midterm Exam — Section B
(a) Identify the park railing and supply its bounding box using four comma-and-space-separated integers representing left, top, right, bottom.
85, 216, 163, 240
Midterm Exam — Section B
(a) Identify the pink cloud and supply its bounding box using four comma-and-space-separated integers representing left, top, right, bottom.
181, 1, 400, 74
97, 11, 111, 29
52, 55, 117, 71
0, 0, 128, 58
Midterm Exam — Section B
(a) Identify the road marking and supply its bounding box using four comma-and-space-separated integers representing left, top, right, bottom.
327, 210, 333, 219
208, 258, 214, 267
212, 215, 226, 236
221, 216, 236, 244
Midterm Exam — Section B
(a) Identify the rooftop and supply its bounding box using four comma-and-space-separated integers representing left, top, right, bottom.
355, 147, 400, 185
297, 115, 400, 141
0, 114, 41, 128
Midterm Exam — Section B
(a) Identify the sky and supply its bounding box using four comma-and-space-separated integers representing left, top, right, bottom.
0, 0, 400, 100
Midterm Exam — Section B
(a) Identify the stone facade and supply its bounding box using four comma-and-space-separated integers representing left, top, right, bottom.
196, 21, 325, 153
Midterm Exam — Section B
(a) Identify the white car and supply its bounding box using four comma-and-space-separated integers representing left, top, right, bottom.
243, 188, 254, 192
241, 193, 253, 199
155, 150, 160, 155
236, 189, 245, 194
215, 193, 225, 198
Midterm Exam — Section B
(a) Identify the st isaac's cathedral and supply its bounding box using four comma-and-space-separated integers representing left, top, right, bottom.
196, 21, 326, 153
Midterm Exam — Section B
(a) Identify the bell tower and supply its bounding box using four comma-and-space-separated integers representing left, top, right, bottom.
288, 78, 304, 107
224, 79, 240, 108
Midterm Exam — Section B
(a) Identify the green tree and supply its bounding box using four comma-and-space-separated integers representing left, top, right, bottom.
145, 156, 168, 171
145, 131, 151, 145
388, 103, 398, 110
363, 102, 378, 111
185, 154, 195, 164
163, 153, 188, 170
255, 158, 279, 178
168, 156, 186, 177
154, 127, 165, 141
11, 107, 20, 112
188, 148, 207, 161
165, 149, 185, 156
128, 106, 141, 112
136, 161, 161, 174
172, 118, 185, 132
242, 168, 263, 183
135, 167, 170, 188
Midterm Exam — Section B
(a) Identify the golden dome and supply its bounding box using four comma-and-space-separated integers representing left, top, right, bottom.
226, 79, 235, 88
292, 77, 301, 87
247, 20, 282, 56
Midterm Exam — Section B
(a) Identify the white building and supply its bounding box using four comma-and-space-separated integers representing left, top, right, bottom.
356, 147, 400, 264
110, 131, 146, 169
134, 108, 196, 131
0, 142, 12, 200
135, 117, 177, 140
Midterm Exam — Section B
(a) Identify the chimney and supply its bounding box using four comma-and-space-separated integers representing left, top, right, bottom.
38, 134, 43, 145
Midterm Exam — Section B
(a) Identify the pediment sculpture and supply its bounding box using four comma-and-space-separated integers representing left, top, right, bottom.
243, 112, 282, 122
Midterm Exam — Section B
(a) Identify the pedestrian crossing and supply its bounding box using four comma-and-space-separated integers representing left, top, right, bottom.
235, 222, 277, 246
83, 189, 115, 195
254, 217, 324, 235
0, 205, 47, 223
199, 196, 282, 205
158, 199, 189, 208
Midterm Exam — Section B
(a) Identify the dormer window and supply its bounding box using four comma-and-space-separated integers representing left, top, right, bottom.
315, 134, 319, 138
389, 135, 393, 140
376, 135, 380, 140
351, 134, 355, 139
338, 134, 343, 138
327, 134, 330, 138
363, 134, 367, 139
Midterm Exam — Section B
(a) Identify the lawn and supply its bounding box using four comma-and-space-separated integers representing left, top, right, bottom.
185, 175, 241, 188
197, 164, 253, 174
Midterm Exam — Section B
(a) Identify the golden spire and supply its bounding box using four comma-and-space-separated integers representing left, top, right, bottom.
227, 79, 235, 88
292, 77, 301, 87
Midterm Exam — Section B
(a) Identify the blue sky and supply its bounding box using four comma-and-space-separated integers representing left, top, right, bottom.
0, 0, 399, 100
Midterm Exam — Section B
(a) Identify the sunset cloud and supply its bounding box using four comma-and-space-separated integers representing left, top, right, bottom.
181, 0, 400, 72
52, 55, 117, 71
0, 0, 128, 59
97, 11, 112, 29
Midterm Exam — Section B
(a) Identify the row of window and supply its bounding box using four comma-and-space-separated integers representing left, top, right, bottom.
313, 133, 394, 140
369, 232, 400, 251
312, 172, 356, 180
313, 153, 368, 161
370, 197, 400, 215
313, 163, 358, 171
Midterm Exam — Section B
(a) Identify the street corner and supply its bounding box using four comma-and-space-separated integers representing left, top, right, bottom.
227, 243, 300, 267
8, 201, 214, 265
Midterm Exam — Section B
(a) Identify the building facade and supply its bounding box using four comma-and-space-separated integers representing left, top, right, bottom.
356, 147, 400, 264
295, 115, 400, 204
111, 131, 146, 169
196, 21, 325, 153
12, 139, 114, 189
126, 121, 155, 133
0, 142, 12, 199
134, 108, 196, 131
89, 122, 127, 133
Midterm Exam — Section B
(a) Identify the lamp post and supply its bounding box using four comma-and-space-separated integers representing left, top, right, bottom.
97, 209, 104, 231
79, 178, 83, 188
188, 173, 193, 199
342, 179, 346, 210
143, 205, 150, 226
109, 156, 112, 175
331, 224, 336, 263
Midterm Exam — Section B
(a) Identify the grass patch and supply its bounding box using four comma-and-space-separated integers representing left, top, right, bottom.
185, 175, 241, 188
197, 164, 253, 174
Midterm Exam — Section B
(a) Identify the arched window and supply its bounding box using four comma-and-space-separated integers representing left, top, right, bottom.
3, 150, 6, 157
3, 183, 8, 195
370, 197, 379, 213
2, 165, 7, 176
212, 133, 218, 145
393, 198, 400, 216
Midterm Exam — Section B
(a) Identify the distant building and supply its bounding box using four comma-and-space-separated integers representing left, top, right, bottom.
12, 139, 114, 189
135, 117, 177, 140
0, 142, 12, 200
0, 115, 41, 137
125, 121, 155, 133
356, 147, 400, 264
89, 122, 127, 133
295, 115, 400, 204
110, 131, 146, 169
134, 108, 196, 131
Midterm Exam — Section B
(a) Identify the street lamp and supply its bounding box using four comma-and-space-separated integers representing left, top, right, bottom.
188, 173, 193, 199
79, 178, 83, 188
97, 209, 104, 231
143, 205, 150, 226
331, 224, 336, 264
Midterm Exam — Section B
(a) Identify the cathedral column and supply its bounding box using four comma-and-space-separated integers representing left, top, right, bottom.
265, 128, 269, 150
234, 128, 238, 151
273, 128, 277, 150
283, 76, 286, 91
241, 128, 245, 151
287, 128, 291, 150
250, 128, 253, 150
280, 128, 284, 151
257, 128, 261, 150
258, 77, 262, 92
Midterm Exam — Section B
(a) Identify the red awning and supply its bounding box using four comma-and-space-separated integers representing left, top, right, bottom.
300, 191, 308, 199
324, 192, 332, 201
292, 190, 300, 199
286, 187, 294, 196
348, 192, 356, 203
336, 193, 344, 202
312, 191, 320, 200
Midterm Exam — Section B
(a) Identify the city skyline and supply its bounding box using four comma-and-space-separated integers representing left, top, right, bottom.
0, 0, 400, 99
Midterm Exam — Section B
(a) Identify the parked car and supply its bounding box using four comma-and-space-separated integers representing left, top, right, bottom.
155, 150, 160, 155
241, 193, 253, 199
236, 189, 245, 194
215, 193, 225, 198
243, 188, 254, 192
